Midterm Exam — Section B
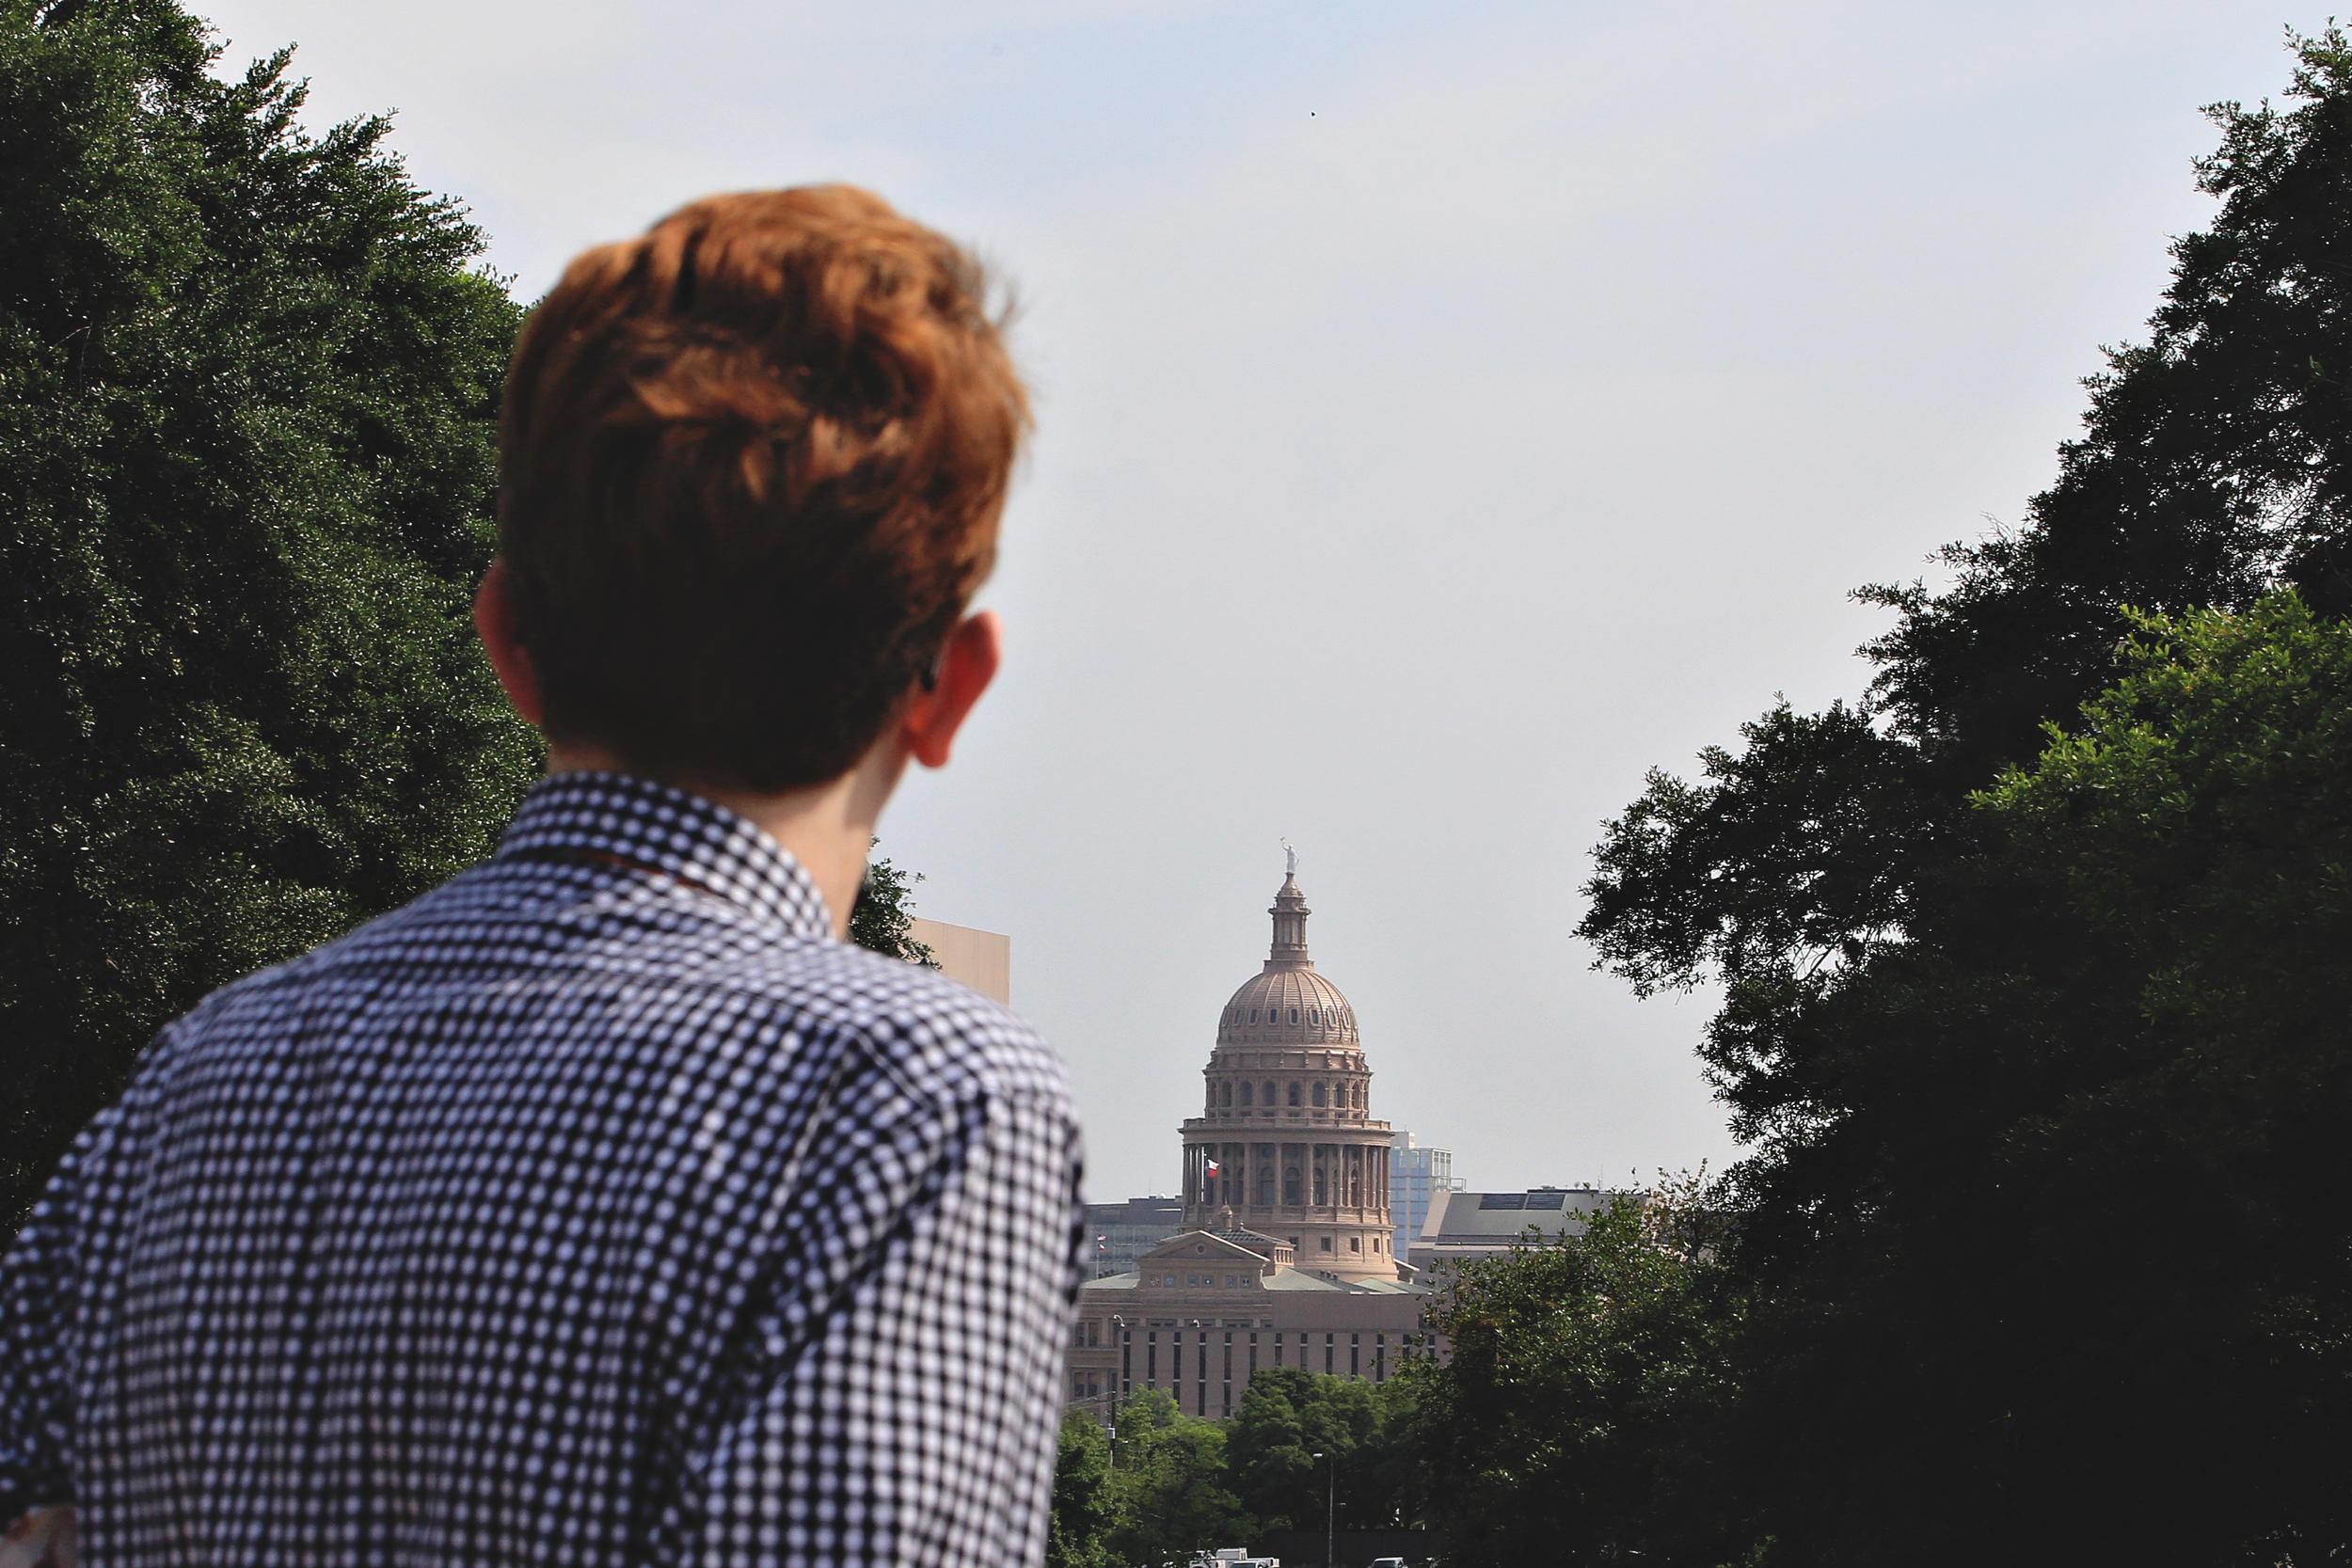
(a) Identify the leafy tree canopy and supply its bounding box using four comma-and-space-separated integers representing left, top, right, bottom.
1102, 1389, 1253, 1567
849, 842, 937, 966
1739, 595, 2352, 1564
1583, 26, 2352, 1148
1222, 1366, 1420, 1533
1048, 1411, 1119, 1568
1406, 1178, 1747, 1567
0, 0, 536, 1225
1573, 29, 2352, 1560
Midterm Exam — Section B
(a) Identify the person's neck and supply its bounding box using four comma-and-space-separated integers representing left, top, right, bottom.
542, 740, 908, 941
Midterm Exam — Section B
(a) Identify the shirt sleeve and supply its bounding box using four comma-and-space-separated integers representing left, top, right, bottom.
687, 1077, 1084, 1568
0, 1131, 94, 1531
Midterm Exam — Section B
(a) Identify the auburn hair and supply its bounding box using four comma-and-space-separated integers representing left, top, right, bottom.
497, 186, 1028, 791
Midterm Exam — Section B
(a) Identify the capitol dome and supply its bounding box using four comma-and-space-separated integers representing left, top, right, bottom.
1217, 969, 1357, 1044
1180, 857, 1399, 1282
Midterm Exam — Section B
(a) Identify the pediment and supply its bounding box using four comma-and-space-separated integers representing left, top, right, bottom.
1136, 1230, 1271, 1266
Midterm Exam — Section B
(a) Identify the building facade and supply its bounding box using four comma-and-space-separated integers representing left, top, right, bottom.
1406, 1187, 1610, 1276
1072, 863, 1430, 1418
905, 917, 1010, 1005
1389, 1131, 1462, 1257
1083, 1195, 1184, 1277
1067, 1214, 1424, 1420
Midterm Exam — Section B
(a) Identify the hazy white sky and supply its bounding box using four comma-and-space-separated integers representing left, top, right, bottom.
203, 0, 2319, 1200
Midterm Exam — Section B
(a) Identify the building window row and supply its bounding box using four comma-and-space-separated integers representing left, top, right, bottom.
1226, 1005, 1354, 1030
1206, 1078, 1365, 1111
1112, 1327, 1396, 1417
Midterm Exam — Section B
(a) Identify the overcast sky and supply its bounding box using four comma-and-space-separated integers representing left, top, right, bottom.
203, 0, 2321, 1201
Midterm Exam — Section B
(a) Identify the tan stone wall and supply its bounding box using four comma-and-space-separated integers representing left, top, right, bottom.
1067, 1275, 1427, 1420
905, 917, 1009, 1005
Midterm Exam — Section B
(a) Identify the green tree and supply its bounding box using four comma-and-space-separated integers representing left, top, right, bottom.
1222, 1368, 1421, 1533
1575, 30, 2352, 1560
1049, 1410, 1119, 1568
1582, 25, 2352, 1220
1715, 595, 2352, 1564
0, 0, 536, 1226
849, 841, 936, 965
1404, 1178, 1749, 1567
1105, 1388, 1253, 1566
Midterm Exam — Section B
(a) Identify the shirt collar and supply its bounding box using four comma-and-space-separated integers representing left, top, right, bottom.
495, 770, 834, 941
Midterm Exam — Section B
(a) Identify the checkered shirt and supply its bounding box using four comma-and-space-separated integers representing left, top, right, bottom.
0, 771, 1085, 1567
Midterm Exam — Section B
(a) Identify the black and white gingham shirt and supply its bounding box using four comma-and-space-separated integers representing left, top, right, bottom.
0, 771, 1084, 1567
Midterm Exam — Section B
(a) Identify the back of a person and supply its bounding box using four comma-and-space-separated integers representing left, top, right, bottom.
1, 189, 1078, 1568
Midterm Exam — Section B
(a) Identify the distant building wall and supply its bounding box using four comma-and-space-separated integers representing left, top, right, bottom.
907, 917, 1010, 1006
1407, 1187, 1609, 1276
1070, 1226, 1429, 1422
1390, 1131, 1463, 1256
1084, 1196, 1184, 1277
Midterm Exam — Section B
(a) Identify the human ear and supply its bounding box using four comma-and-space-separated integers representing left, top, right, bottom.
473, 558, 546, 728
900, 610, 1002, 769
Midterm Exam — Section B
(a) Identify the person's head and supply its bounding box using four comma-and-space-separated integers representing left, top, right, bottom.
488, 185, 1028, 793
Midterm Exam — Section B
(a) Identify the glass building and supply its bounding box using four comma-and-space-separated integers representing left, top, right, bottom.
1389, 1130, 1462, 1256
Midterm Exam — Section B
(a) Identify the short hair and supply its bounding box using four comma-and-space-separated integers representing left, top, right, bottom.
497, 186, 1028, 791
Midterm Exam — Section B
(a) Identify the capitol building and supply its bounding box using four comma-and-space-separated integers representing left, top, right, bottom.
1068, 863, 1430, 1419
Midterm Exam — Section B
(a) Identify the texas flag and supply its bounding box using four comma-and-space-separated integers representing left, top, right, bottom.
1204, 1158, 1221, 1177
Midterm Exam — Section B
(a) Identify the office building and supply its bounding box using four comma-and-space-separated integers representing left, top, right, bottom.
1390, 1132, 1463, 1258
1406, 1187, 1610, 1276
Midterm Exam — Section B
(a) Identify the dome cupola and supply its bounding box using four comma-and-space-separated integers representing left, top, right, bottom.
1215, 852, 1359, 1045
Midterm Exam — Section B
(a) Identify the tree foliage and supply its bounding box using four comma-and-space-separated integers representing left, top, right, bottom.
1221, 1366, 1420, 1533
0, 0, 537, 1226
1583, 24, 2352, 1134
1406, 1178, 1748, 1567
1043, 1376, 1431, 1566
1102, 1389, 1253, 1567
1574, 27, 2352, 1562
1048, 1411, 1119, 1568
848, 842, 937, 966
1679, 595, 2352, 1565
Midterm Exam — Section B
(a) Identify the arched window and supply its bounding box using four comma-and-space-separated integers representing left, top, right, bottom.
1240, 1081, 1254, 1106
1312, 1083, 1327, 1107
1287, 1083, 1302, 1107
1249, 1008, 1260, 1023
1257, 1167, 1276, 1205
1220, 1082, 1232, 1106
1289, 1008, 1299, 1023
1283, 1167, 1301, 1205
1264, 1081, 1277, 1105
1313, 1168, 1328, 1206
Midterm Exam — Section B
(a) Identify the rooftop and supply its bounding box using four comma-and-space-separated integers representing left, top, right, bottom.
1417, 1188, 1611, 1243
